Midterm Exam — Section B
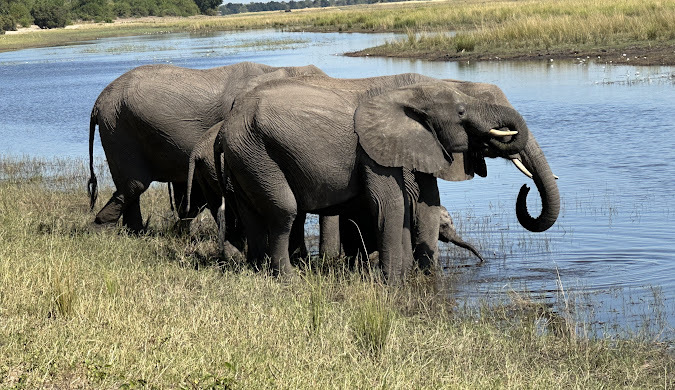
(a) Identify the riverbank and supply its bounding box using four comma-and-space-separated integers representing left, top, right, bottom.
1, 0, 675, 65
1, 157, 673, 387
348, 41, 675, 66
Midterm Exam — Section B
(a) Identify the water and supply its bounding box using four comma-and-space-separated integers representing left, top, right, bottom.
1, 29, 674, 333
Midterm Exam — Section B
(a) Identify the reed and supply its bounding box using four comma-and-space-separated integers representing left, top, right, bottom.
359, 0, 675, 58
1, 156, 673, 388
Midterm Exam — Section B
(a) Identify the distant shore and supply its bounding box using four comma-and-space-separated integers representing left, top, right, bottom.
1, 0, 674, 66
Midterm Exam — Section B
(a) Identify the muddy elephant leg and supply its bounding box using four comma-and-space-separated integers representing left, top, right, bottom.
412, 172, 441, 273
94, 191, 125, 225
122, 198, 144, 232
94, 178, 149, 233
120, 179, 150, 233
319, 215, 341, 259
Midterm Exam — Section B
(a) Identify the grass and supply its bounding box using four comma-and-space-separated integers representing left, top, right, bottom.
355, 0, 675, 61
1, 156, 674, 388
2, 0, 674, 63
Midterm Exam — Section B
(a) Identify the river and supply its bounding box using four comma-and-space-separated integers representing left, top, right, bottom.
1, 29, 674, 334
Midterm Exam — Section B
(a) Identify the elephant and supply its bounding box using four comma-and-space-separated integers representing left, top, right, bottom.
216, 72, 558, 282
87, 62, 327, 233
336, 78, 548, 273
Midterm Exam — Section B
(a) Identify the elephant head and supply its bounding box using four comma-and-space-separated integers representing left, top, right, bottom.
438, 205, 484, 263
354, 81, 559, 233
354, 82, 530, 175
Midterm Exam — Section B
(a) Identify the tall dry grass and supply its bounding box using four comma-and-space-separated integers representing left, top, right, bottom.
362, 0, 675, 57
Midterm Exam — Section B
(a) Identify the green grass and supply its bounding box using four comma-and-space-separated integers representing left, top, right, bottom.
1, 157, 674, 388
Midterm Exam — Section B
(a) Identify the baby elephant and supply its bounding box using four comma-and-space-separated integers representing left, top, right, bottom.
437, 206, 484, 263
340, 205, 484, 269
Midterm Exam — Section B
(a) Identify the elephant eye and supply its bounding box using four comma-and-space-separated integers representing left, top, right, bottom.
457, 105, 466, 118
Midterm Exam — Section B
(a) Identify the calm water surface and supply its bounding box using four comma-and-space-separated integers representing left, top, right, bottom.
1, 30, 674, 332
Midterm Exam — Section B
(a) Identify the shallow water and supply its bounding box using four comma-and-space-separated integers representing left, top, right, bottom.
1, 29, 673, 332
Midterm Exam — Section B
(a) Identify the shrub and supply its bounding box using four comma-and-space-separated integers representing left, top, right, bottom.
31, 0, 69, 29
9, 1, 33, 27
194, 0, 222, 15
0, 13, 16, 33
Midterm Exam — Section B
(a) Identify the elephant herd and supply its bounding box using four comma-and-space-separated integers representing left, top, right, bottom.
87, 62, 560, 283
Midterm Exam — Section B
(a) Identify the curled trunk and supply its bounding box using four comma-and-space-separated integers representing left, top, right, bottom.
515, 137, 560, 232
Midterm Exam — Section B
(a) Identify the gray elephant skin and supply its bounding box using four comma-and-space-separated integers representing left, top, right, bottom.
217, 73, 559, 282
87, 62, 326, 233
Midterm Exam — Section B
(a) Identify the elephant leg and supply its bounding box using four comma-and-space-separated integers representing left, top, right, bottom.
122, 197, 144, 233
289, 212, 308, 262
265, 187, 297, 277
172, 182, 207, 234
362, 163, 406, 284
95, 178, 148, 233
222, 198, 246, 255
401, 204, 414, 279
237, 203, 267, 271
412, 172, 441, 273
120, 179, 149, 233
319, 215, 341, 259
94, 191, 125, 225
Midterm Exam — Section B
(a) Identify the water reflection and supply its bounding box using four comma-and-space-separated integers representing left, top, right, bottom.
0, 29, 674, 332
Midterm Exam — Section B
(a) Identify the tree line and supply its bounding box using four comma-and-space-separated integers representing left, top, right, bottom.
220, 0, 409, 15
0, 0, 222, 32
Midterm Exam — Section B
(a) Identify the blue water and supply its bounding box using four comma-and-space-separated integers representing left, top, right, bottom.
1, 29, 674, 333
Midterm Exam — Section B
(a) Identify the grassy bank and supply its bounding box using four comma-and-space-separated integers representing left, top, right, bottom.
1, 157, 673, 388
2, 0, 675, 65
352, 0, 675, 64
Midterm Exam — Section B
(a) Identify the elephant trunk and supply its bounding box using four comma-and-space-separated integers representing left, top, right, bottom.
448, 237, 485, 263
466, 104, 531, 155
515, 136, 560, 232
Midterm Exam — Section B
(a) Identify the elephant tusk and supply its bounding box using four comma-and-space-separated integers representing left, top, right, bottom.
512, 158, 533, 178
489, 128, 518, 137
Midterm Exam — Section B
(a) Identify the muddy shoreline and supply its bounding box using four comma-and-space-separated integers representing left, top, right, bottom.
346, 44, 675, 66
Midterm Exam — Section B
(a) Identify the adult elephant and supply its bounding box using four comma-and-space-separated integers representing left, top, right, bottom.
337, 78, 556, 274
87, 62, 326, 233
217, 73, 558, 282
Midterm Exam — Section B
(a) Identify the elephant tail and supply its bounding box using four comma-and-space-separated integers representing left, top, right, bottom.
185, 148, 197, 214
87, 108, 99, 211
168, 182, 176, 214
213, 134, 228, 251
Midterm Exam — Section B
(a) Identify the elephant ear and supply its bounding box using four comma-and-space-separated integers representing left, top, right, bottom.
355, 86, 451, 174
